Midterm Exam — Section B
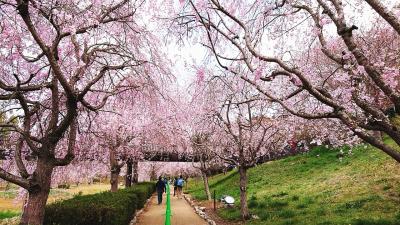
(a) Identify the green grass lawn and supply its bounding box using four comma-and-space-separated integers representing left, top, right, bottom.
187, 140, 400, 225
0, 211, 20, 220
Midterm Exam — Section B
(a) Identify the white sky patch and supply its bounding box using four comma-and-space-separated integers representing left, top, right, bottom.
165, 40, 208, 90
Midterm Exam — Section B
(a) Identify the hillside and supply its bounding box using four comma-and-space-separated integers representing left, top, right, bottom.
186, 140, 400, 225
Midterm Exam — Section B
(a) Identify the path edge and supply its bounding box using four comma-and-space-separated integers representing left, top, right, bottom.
129, 196, 153, 225
183, 194, 217, 225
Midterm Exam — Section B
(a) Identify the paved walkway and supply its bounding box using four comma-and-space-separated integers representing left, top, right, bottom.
136, 192, 207, 225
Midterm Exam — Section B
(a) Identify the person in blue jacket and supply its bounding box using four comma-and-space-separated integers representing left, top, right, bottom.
176, 175, 185, 199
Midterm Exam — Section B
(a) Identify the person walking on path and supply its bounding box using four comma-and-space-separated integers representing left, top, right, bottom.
156, 176, 166, 204
176, 175, 185, 199
173, 177, 178, 197
163, 176, 168, 185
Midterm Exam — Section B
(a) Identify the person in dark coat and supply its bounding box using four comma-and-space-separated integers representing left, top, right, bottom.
173, 177, 178, 196
156, 176, 166, 204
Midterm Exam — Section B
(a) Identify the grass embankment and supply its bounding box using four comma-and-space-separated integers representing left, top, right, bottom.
187, 140, 400, 225
0, 183, 110, 220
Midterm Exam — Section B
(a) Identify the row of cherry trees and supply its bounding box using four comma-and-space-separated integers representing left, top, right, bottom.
178, 0, 400, 162
0, 0, 399, 224
173, 0, 400, 220
186, 69, 357, 219
0, 0, 175, 224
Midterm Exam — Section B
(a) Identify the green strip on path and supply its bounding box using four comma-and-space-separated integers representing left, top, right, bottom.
165, 184, 171, 225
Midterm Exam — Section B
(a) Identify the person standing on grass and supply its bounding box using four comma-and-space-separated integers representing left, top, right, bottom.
156, 176, 166, 205
176, 175, 185, 199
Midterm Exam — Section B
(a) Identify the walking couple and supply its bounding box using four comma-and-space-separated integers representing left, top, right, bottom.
173, 175, 185, 199
156, 175, 185, 205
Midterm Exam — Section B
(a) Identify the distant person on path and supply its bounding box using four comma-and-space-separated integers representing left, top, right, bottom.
176, 175, 185, 199
156, 176, 166, 205
173, 177, 178, 196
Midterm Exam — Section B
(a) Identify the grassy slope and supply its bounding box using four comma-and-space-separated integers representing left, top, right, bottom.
187, 140, 400, 225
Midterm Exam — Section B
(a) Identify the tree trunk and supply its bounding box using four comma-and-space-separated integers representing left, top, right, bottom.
20, 159, 54, 225
238, 166, 250, 220
149, 163, 157, 181
372, 130, 382, 142
132, 160, 138, 184
109, 147, 121, 192
110, 170, 120, 192
125, 158, 133, 187
201, 171, 211, 200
